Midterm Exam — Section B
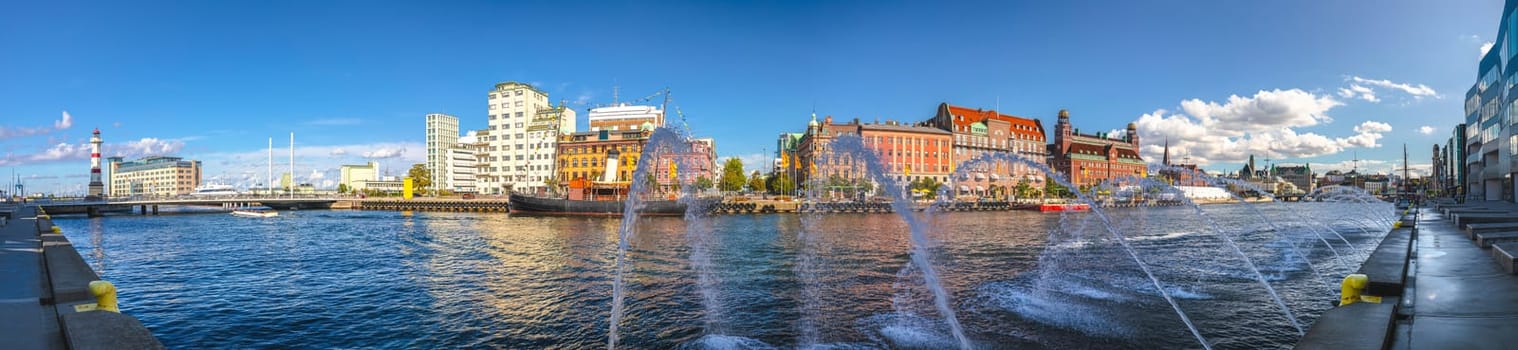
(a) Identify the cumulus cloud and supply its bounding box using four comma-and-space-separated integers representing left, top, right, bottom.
109, 138, 187, 158
718, 153, 771, 174
56, 111, 73, 129
0, 110, 76, 140
1337, 84, 1378, 103
1419, 126, 1436, 135
1338, 121, 1392, 148
1347, 76, 1439, 100
1175, 89, 1341, 136
1134, 89, 1390, 166
1482, 41, 1495, 56
0, 137, 186, 166
194, 141, 423, 190
363, 148, 406, 159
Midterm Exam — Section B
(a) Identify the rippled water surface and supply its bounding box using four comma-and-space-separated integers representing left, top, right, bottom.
55, 202, 1391, 349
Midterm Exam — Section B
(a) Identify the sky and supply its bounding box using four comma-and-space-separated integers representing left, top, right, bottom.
0, 0, 1504, 194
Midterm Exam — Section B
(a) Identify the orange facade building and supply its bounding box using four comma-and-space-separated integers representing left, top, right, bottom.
924, 103, 1048, 199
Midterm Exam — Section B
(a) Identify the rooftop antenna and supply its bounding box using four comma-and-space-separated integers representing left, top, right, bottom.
1352, 150, 1360, 173
612, 83, 619, 104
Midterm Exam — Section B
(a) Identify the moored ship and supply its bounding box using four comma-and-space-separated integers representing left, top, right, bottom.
508, 192, 689, 216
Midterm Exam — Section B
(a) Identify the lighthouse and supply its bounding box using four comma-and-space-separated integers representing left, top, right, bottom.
88, 128, 104, 198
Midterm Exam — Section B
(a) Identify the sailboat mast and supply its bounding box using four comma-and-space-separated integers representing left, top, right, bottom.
267, 137, 273, 196
289, 132, 294, 198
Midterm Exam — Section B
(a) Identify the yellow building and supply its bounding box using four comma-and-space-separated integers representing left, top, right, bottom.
107, 156, 202, 197
555, 128, 652, 186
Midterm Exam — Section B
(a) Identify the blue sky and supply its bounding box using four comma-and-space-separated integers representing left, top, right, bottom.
0, 0, 1504, 194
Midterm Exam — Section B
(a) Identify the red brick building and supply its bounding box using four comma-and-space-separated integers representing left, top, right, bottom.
923, 103, 1047, 199
1048, 109, 1146, 188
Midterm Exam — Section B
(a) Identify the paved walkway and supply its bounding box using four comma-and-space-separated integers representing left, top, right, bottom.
1393, 202, 1518, 349
0, 205, 65, 349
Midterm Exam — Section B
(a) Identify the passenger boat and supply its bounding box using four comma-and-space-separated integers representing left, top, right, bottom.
190, 184, 238, 197
508, 193, 689, 216
509, 178, 699, 216
230, 209, 278, 218
1038, 202, 1091, 212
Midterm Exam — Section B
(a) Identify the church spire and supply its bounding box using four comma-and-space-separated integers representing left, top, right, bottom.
1162, 137, 1170, 165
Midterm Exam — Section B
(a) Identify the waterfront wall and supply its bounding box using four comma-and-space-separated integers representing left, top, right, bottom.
1, 205, 162, 349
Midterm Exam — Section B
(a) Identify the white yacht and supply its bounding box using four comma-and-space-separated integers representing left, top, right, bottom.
190, 184, 239, 197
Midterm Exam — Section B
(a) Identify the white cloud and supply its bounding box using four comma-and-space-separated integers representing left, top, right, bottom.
1135, 89, 1389, 166
1481, 41, 1495, 56
0, 137, 186, 166
109, 138, 186, 158
194, 141, 424, 190
1338, 121, 1391, 148
1419, 126, 1436, 135
1336, 84, 1378, 103
0, 110, 76, 140
1348, 76, 1440, 99
56, 111, 73, 129
1175, 89, 1341, 136
363, 148, 406, 159
720, 153, 770, 174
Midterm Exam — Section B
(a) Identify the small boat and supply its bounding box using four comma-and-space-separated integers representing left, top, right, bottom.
231, 209, 279, 218
1039, 203, 1091, 212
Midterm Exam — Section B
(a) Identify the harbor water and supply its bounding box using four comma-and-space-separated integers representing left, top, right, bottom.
54, 202, 1388, 349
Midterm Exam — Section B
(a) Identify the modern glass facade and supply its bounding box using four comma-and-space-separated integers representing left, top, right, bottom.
1462, 0, 1518, 202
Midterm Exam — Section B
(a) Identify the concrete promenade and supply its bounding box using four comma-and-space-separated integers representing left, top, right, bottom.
1299, 199, 1518, 349
0, 205, 162, 349
1389, 201, 1518, 349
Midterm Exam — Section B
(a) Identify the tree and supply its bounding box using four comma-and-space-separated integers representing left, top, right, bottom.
337, 183, 349, 194
1044, 179, 1070, 198
407, 164, 432, 196
718, 157, 746, 192
695, 176, 714, 190
1014, 179, 1033, 199
908, 177, 943, 200
747, 171, 766, 192
769, 172, 796, 195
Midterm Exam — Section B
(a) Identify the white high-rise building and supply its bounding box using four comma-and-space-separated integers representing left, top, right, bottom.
482, 81, 576, 194
445, 148, 477, 193
425, 113, 459, 194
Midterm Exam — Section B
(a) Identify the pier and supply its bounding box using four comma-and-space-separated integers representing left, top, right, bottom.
0, 205, 162, 349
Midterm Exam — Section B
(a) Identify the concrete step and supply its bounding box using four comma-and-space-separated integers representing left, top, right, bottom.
1453, 213, 1518, 228
1466, 222, 1518, 240
1494, 242, 1518, 275
1477, 231, 1518, 248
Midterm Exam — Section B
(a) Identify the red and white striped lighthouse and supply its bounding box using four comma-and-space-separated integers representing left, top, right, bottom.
88, 128, 104, 197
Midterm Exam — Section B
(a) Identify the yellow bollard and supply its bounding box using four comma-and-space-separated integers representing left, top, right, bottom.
88, 281, 118, 313
1340, 274, 1382, 306
51, 226, 61, 233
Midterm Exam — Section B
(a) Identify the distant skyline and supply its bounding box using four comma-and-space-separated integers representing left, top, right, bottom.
0, 0, 1505, 194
